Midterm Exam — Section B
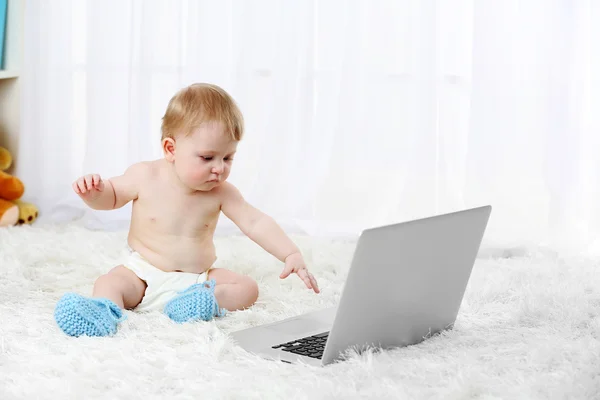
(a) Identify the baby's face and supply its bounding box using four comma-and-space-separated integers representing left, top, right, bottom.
171, 121, 238, 191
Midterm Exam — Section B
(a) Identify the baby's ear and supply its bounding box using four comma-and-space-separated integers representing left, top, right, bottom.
162, 138, 176, 161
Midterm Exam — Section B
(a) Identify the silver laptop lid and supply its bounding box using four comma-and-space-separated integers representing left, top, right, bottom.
321, 205, 492, 365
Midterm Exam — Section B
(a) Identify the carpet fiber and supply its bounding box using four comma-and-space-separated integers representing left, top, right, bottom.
1, 223, 599, 399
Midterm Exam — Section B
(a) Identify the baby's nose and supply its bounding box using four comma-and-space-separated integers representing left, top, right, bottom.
212, 161, 225, 173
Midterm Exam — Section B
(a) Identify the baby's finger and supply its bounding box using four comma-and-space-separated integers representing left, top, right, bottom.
84, 175, 93, 191
298, 269, 312, 289
280, 265, 293, 279
72, 181, 81, 194
77, 179, 88, 193
92, 174, 100, 188
303, 276, 313, 289
309, 274, 320, 293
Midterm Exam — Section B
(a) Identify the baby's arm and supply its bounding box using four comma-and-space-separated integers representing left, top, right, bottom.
220, 182, 320, 293
73, 163, 146, 210
220, 182, 298, 260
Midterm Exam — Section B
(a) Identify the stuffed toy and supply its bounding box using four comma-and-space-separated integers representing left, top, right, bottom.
0, 146, 39, 227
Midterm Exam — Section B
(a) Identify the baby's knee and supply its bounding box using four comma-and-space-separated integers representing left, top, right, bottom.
241, 276, 259, 305
94, 266, 138, 290
93, 272, 118, 290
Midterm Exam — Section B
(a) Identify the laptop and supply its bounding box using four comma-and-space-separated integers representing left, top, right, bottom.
229, 205, 492, 366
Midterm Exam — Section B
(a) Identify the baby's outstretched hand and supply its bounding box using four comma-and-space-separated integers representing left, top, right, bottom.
280, 252, 320, 294
73, 174, 104, 200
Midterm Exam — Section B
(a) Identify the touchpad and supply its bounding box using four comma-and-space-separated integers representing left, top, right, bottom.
267, 318, 324, 335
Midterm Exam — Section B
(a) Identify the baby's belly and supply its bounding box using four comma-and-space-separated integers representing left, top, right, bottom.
127, 232, 217, 274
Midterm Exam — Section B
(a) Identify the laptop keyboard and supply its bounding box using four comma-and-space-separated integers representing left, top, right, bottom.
271, 332, 329, 359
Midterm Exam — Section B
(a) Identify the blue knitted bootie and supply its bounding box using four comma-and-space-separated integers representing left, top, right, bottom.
163, 279, 227, 323
54, 293, 126, 337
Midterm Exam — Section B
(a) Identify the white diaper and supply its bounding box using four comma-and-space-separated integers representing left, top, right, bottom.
122, 250, 210, 312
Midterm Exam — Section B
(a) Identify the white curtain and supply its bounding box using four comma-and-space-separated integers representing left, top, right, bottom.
17, 0, 600, 255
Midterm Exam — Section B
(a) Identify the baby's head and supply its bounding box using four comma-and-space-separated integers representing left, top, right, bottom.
161, 83, 244, 191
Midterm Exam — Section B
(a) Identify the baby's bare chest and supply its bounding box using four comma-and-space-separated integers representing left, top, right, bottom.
134, 185, 221, 233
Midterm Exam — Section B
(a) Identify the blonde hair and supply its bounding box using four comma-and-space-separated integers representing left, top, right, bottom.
161, 83, 244, 141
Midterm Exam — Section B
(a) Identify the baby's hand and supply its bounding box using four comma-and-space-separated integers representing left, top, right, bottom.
280, 252, 320, 294
73, 174, 104, 200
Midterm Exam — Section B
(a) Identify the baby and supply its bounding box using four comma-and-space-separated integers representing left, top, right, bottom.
54, 83, 320, 337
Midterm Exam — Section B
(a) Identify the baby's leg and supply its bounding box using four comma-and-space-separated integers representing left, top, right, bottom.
92, 265, 147, 309
206, 268, 259, 311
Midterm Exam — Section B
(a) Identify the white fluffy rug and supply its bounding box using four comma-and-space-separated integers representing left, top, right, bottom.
1, 223, 599, 399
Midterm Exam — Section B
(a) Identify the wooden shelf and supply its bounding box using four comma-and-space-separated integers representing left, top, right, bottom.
0, 0, 24, 162
0, 70, 19, 79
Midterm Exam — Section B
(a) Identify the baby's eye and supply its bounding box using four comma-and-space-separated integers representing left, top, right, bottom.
200, 156, 213, 161
224, 157, 233, 162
